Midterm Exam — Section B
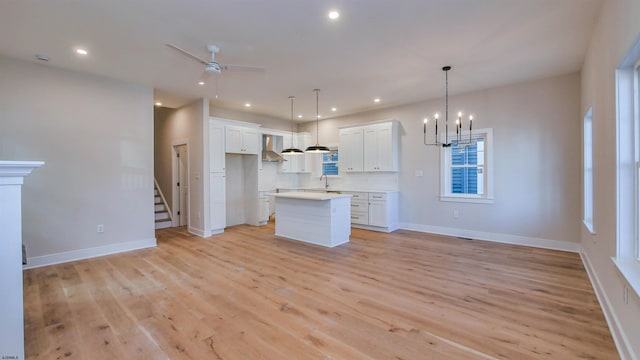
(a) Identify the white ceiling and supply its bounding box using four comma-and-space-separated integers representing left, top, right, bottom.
0, 0, 602, 122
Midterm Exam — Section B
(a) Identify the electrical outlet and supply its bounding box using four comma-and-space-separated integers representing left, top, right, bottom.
415, 170, 424, 177
97, 224, 104, 233
453, 210, 459, 219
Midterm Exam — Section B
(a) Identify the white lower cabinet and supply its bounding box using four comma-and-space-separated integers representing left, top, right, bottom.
368, 193, 388, 227
344, 191, 398, 232
348, 192, 369, 225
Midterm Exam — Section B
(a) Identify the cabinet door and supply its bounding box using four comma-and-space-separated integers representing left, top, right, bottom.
368, 200, 387, 227
242, 128, 260, 154
339, 128, 363, 172
210, 173, 226, 231
280, 153, 296, 172
363, 126, 379, 171
225, 126, 243, 153
209, 122, 226, 173
375, 123, 395, 171
364, 122, 397, 172
296, 134, 311, 173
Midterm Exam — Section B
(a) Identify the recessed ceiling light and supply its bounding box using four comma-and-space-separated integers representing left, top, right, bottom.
75, 48, 88, 56
198, 81, 205, 86
155, 102, 162, 107
244, 103, 251, 108
374, 98, 381, 103
328, 10, 340, 20
297, 115, 303, 119
331, 107, 337, 112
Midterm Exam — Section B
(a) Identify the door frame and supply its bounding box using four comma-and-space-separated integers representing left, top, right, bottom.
171, 140, 190, 227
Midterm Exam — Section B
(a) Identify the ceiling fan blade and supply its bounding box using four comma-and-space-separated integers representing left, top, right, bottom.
221, 64, 265, 72
165, 43, 208, 65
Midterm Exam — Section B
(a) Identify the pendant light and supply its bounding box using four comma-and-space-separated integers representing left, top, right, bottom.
305, 88, 331, 153
281, 96, 304, 155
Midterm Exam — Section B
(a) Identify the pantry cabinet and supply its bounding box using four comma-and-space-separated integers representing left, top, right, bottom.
209, 122, 226, 173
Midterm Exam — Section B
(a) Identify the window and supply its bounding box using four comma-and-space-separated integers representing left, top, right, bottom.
440, 128, 493, 203
614, 35, 640, 297
583, 108, 594, 233
322, 147, 339, 176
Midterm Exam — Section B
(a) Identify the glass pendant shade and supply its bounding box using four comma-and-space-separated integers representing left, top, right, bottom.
305, 88, 330, 153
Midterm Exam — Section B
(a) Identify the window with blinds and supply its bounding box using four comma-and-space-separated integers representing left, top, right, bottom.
450, 139, 485, 195
322, 148, 339, 175
440, 128, 493, 203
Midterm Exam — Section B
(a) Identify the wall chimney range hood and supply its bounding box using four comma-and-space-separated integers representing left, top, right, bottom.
262, 134, 286, 162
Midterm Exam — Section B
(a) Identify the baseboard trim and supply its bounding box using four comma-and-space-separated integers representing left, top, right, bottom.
23, 238, 157, 269
580, 249, 635, 360
399, 223, 580, 253
188, 226, 211, 238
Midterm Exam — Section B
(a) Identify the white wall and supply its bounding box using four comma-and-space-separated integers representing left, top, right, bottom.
299, 73, 581, 249
210, 104, 291, 131
154, 99, 209, 236
580, 0, 640, 358
0, 56, 155, 265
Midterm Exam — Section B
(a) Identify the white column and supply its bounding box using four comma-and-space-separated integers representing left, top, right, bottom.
0, 161, 43, 360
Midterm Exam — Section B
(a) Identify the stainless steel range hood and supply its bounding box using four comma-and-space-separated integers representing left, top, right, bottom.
262, 134, 286, 162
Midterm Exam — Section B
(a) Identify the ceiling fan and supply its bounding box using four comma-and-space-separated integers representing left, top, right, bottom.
165, 43, 264, 74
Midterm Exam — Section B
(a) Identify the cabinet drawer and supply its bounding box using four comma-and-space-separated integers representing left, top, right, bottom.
350, 211, 369, 225
350, 200, 367, 210
369, 192, 386, 201
345, 191, 367, 200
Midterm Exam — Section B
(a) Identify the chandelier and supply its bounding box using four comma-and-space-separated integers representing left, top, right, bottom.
423, 66, 474, 147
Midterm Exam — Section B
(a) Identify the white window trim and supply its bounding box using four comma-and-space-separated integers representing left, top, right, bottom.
440, 128, 494, 204
583, 107, 595, 234
614, 37, 640, 298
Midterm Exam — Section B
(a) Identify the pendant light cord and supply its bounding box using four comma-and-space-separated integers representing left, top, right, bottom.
314, 88, 320, 145
445, 68, 449, 145
289, 96, 295, 141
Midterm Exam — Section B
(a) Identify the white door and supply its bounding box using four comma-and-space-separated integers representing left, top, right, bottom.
176, 144, 189, 226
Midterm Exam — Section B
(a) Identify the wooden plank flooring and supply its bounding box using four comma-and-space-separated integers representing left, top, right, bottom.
23, 224, 618, 359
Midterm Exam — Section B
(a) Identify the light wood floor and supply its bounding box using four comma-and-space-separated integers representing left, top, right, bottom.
24, 224, 618, 359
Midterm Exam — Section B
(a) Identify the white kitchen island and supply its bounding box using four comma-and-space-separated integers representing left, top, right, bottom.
272, 192, 352, 247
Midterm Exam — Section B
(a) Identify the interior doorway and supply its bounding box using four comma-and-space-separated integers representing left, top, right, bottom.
173, 144, 189, 227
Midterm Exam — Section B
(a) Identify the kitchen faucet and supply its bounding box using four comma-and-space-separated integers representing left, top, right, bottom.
320, 174, 329, 188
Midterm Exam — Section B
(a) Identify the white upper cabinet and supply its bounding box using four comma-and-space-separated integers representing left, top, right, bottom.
340, 120, 398, 172
339, 127, 364, 172
280, 133, 311, 173
363, 122, 398, 172
226, 125, 259, 154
